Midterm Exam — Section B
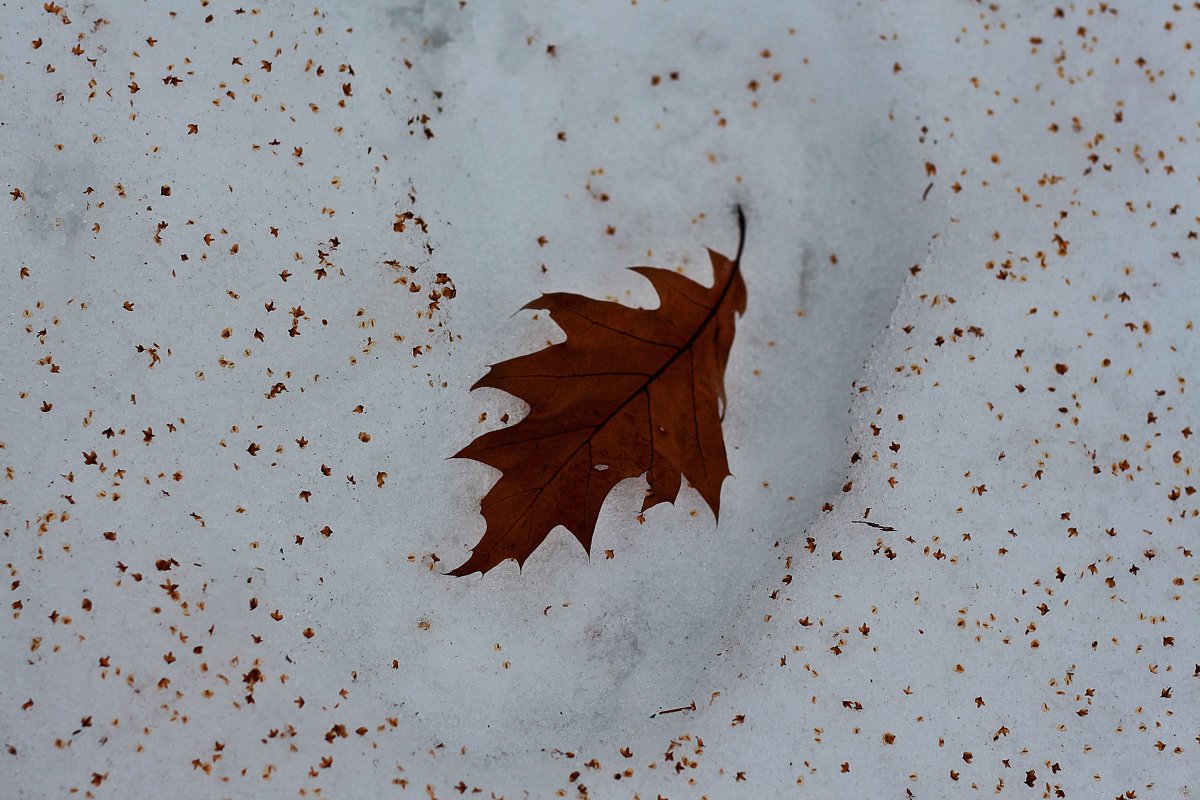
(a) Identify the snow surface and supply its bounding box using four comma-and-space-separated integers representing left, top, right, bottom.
1, 1, 1196, 797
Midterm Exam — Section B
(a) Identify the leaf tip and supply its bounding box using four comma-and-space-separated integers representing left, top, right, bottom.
518, 293, 550, 313
445, 556, 481, 578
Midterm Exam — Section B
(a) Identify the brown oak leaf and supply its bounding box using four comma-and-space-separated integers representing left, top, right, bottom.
450, 208, 747, 576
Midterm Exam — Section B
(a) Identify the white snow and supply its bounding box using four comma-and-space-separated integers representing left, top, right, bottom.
1, 1, 1196, 797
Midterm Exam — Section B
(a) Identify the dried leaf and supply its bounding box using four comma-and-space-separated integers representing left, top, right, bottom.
450, 208, 748, 575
